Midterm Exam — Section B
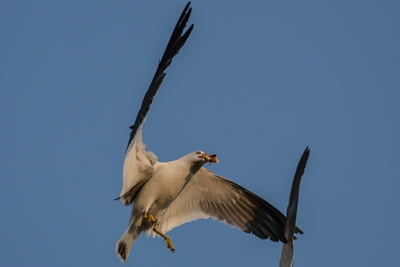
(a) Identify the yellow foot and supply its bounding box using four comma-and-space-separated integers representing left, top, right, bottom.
143, 212, 175, 253
143, 213, 156, 223
165, 237, 175, 253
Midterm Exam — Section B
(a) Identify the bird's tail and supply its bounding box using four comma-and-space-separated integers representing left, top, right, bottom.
115, 222, 140, 263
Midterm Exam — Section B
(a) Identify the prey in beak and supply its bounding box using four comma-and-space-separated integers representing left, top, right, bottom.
201, 153, 219, 165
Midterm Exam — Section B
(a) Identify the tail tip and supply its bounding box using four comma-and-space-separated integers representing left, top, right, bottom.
116, 241, 127, 263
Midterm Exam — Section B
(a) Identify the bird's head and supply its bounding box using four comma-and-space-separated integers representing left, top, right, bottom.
188, 150, 219, 166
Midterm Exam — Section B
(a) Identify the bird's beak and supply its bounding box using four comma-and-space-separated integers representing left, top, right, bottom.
202, 153, 219, 164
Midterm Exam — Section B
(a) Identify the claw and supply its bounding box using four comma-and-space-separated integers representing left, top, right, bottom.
165, 237, 175, 253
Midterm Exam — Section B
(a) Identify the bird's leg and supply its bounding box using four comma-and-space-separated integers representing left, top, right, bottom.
143, 213, 175, 253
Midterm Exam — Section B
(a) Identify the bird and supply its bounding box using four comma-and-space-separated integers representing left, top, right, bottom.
115, 2, 302, 263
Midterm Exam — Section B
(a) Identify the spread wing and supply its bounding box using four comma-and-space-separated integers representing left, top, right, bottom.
156, 167, 303, 243
118, 2, 194, 205
280, 147, 310, 267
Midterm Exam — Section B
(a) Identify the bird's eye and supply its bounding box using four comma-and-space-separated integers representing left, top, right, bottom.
195, 151, 201, 155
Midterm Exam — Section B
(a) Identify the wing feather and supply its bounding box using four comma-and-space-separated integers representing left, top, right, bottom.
157, 168, 303, 243
280, 147, 310, 267
118, 2, 194, 206
125, 2, 193, 153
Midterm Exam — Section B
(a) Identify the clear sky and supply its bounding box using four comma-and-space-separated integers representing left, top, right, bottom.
1, 1, 399, 266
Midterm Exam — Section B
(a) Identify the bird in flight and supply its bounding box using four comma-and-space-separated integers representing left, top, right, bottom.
115, 2, 302, 263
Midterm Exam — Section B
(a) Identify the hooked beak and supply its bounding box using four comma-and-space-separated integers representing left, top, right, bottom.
201, 153, 219, 164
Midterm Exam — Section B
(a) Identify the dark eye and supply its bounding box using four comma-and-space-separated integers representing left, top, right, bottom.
196, 151, 201, 155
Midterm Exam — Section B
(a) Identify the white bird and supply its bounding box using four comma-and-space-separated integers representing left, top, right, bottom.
115, 2, 302, 262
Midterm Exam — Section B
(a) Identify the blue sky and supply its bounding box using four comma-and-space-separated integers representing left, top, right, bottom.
1, 1, 399, 266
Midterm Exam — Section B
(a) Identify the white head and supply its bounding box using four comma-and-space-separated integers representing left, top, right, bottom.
180, 150, 218, 181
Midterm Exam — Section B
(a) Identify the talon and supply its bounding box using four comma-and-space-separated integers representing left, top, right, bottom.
165, 238, 175, 253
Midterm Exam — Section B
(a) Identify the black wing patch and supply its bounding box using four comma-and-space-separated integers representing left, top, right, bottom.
126, 2, 194, 151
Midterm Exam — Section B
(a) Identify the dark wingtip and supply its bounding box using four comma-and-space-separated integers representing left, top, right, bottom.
125, 2, 194, 152
286, 146, 311, 237
184, 1, 191, 10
